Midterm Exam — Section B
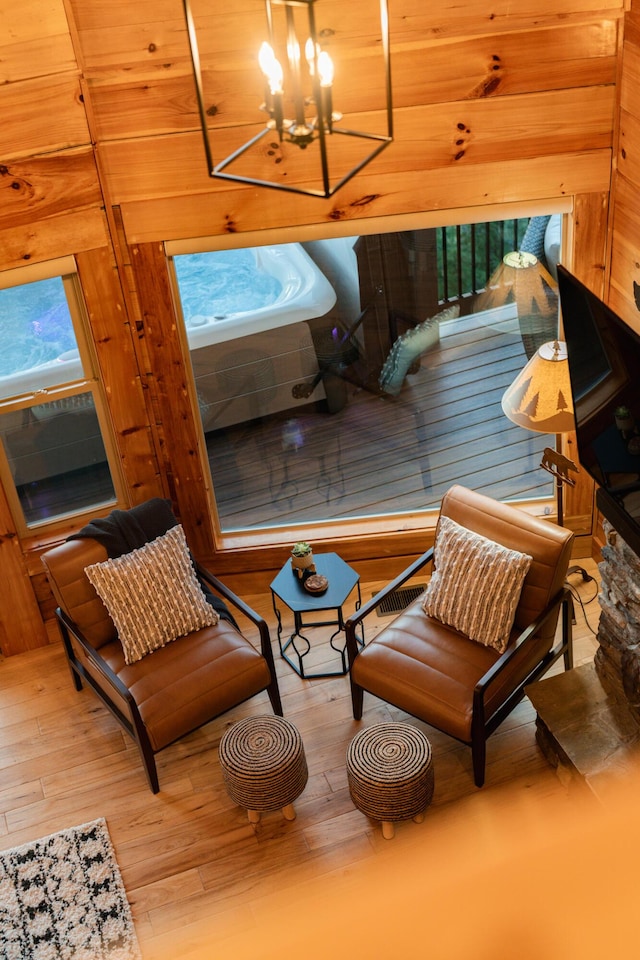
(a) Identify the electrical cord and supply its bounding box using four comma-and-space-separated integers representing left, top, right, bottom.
565, 567, 600, 636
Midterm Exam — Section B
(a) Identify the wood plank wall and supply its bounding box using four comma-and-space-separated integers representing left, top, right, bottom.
609, 2, 640, 333
0, 0, 632, 653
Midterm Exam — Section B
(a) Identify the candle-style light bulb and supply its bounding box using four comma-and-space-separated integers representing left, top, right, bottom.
317, 50, 334, 86
259, 42, 283, 94
305, 37, 320, 75
258, 41, 284, 135
318, 51, 334, 132
287, 36, 306, 129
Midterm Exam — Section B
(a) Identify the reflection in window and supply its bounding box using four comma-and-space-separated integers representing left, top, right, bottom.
172, 215, 560, 533
0, 277, 81, 401
0, 271, 117, 529
0, 394, 114, 525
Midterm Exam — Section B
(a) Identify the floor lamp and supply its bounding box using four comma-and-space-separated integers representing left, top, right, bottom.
501, 339, 592, 581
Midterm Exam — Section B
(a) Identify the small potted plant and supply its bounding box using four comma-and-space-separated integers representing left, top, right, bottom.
291, 541, 316, 578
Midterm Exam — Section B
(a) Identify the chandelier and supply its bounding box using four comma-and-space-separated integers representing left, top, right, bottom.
183, 0, 393, 198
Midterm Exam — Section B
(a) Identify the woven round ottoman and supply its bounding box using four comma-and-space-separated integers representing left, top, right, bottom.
347, 722, 434, 839
219, 715, 308, 823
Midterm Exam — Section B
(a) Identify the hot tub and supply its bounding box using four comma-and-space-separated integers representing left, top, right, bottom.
176, 242, 337, 347
175, 243, 338, 430
0, 349, 83, 401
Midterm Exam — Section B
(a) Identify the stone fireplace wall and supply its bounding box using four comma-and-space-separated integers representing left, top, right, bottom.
596, 520, 640, 724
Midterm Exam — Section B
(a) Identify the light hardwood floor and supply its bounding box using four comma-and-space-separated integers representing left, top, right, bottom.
0, 563, 605, 958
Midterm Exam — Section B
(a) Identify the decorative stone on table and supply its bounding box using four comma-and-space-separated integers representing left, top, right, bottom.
303, 573, 329, 594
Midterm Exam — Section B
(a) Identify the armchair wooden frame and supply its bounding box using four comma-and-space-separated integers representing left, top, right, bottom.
52, 559, 282, 794
345, 547, 573, 787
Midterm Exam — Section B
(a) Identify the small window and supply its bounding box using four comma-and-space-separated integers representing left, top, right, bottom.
0, 260, 122, 533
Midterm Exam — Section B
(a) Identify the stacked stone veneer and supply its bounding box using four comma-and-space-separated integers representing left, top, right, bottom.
596, 520, 640, 725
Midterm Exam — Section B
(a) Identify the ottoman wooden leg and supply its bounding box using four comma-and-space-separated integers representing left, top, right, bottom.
248, 809, 261, 823
281, 803, 296, 821
381, 820, 395, 840
413, 811, 425, 824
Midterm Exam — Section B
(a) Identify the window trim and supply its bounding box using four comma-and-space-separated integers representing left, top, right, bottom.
0, 260, 126, 537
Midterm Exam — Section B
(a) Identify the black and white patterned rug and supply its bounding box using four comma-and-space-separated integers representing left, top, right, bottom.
0, 817, 141, 960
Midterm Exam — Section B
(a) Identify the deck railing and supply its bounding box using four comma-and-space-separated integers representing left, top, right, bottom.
436, 218, 530, 314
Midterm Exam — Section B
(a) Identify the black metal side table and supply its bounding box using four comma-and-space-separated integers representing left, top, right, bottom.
270, 552, 364, 679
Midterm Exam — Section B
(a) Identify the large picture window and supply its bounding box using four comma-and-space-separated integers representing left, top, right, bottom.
0, 258, 122, 533
169, 210, 563, 534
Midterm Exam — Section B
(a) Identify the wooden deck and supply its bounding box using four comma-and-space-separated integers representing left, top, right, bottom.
208, 311, 553, 530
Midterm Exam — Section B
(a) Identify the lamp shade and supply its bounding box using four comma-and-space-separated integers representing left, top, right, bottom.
501, 340, 575, 434
479, 252, 556, 313
476, 250, 559, 359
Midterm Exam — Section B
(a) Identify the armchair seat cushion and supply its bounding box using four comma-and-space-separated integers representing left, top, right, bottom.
98, 619, 272, 752
351, 597, 554, 743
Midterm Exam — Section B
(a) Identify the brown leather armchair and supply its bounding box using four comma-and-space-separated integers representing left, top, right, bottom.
345, 484, 574, 787
41, 536, 282, 793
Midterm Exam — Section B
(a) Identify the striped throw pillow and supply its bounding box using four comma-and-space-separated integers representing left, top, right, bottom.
423, 515, 532, 653
85, 524, 218, 664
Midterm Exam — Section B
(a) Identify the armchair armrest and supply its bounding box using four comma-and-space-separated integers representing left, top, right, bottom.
472, 586, 573, 733
55, 605, 147, 750
56, 606, 133, 704
345, 547, 434, 666
194, 562, 274, 664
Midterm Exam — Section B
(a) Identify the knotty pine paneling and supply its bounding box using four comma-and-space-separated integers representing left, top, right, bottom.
0, 484, 49, 657
68, 0, 193, 68
0, 76, 90, 161
69, 0, 625, 72
75, 247, 164, 504
392, 0, 624, 40
392, 22, 618, 107
85, 27, 618, 144
0, 209, 109, 272
83, 20, 619, 143
618, 106, 640, 187
606, 3, 640, 335
608, 178, 640, 333
98, 87, 614, 208
119, 152, 613, 245
0, 0, 76, 83
619, 16, 640, 120
572, 191, 611, 294
559, 191, 607, 538
0, 151, 103, 232
127, 241, 215, 558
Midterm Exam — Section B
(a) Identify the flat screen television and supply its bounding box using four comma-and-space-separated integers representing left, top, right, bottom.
557, 264, 640, 557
